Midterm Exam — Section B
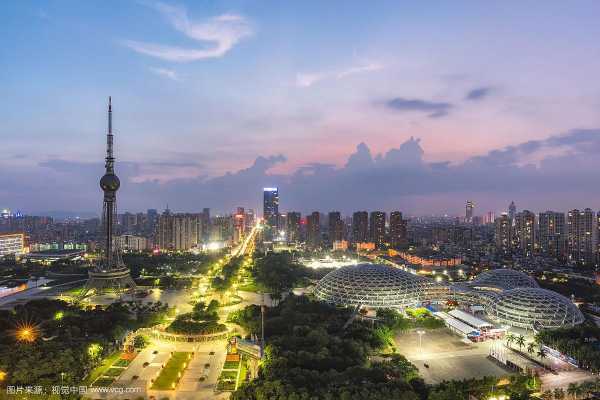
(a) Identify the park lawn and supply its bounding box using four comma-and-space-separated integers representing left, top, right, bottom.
114, 358, 131, 367
85, 351, 123, 386
217, 380, 236, 391
237, 357, 248, 388
220, 370, 237, 380
151, 352, 192, 390
104, 367, 124, 377
237, 280, 267, 293
223, 360, 240, 370
62, 285, 85, 296
93, 377, 115, 387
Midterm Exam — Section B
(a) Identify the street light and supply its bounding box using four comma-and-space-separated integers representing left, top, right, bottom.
416, 330, 425, 354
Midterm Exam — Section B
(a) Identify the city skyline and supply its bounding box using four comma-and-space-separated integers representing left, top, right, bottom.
3, 1, 600, 214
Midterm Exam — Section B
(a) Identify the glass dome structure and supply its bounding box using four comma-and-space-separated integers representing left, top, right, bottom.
486, 287, 584, 330
470, 269, 539, 290
313, 263, 439, 308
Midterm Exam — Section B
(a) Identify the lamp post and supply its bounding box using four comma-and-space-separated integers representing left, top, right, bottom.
416, 330, 425, 354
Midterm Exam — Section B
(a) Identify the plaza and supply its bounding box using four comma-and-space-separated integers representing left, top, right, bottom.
395, 329, 510, 384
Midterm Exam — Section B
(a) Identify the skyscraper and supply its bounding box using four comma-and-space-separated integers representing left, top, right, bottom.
484, 211, 496, 225
508, 201, 517, 226
538, 211, 566, 259
201, 208, 211, 242
465, 201, 475, 223
369, 211, 386, 247
352, 211, 369, 243
494, 213, 512, 254
389, 211, 407, 248
568, 208, 597, 266
157, 211, 201, 250
514, 210, 536, 256
287, 212, 301, 243
306, 211, 321, 247
81, 98, 135, 297
328, 211, 344, 243
263, 187, 279, 228
234, 207, 245, 244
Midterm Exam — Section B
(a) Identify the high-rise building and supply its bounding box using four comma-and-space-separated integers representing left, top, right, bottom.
352, 211, 369, 243
211, 215, 234, 243
515, 210, 536, 256
287, 212, 301, 243
465, 201, 475, 223
263, 188, 279, 228
389, 211, 407, 248
234, 207, 245, 244
538, 211, 566, 259
306, 212, 321, 247
147, 208, 158, 234
201, 208, 211, 242
597, 211, 600, 262
0, 233, 25, 257
158, 211, 202, 250
369, 211, 386, 247
114, 235, 148, 252
328, 211, 344, 243
245, 209, 255, 230
494, 213, 512, 254
483, 211, 496, 225
508, 201, 517, 226
568, 208, 597, 266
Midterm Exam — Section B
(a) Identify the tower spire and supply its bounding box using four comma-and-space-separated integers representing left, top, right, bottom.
106, 96, 114, 174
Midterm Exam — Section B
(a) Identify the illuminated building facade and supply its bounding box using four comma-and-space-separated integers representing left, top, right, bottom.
514, 210, 536, 256
352, 211, 368, 244
389, 211, 407, 248
114, 235, 149, 252
263, 187, 279, 227
538, 211, 566, 259
508, 201, 517, 226
494, 213, 512, 254
369, 211, 386, 247
157, 211, 202, 250
234, 207, 245, 244
306, 211, 321, 247
328, 211, 344, 243
0, 233, 25, 257
465, 200, 475, 223
568, 208, 597, 266
286, 212, 301, 243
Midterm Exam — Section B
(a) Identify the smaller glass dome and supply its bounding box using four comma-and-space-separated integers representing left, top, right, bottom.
486, 287, 584, 330
471, 269, 539, 290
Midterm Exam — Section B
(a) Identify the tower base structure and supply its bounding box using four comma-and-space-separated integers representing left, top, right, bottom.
79, 266, 136, 299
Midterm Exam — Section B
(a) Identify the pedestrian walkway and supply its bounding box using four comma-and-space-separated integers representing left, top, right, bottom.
178, 353, 206, 391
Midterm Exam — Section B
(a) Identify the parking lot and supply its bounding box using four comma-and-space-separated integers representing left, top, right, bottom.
395, 329, 511, 383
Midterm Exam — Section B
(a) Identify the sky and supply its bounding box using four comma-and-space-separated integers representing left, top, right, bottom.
2, 1, 600, 217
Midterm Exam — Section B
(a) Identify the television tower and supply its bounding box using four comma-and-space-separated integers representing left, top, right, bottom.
80, 97, 136, 298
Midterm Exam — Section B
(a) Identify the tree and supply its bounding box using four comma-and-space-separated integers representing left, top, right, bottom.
541, 390, 553, 400
538, 347, 547, 361
506, 332, 515, 347
527, 342, 536, 355
567, 382, 580, 399
516, 334, 526, 351
553, 387, 565, 400
133, 335, 149, 349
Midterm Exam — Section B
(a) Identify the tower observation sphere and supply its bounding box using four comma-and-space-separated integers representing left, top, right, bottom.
100, 173, 120, 192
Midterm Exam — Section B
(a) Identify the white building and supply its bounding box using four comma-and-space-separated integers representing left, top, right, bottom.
0, 233, 25, 257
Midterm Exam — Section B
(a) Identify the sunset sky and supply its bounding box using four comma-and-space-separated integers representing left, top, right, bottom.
2, 1, 600, 216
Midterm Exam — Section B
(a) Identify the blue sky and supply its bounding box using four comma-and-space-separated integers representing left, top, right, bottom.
2, 1, 600, 215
